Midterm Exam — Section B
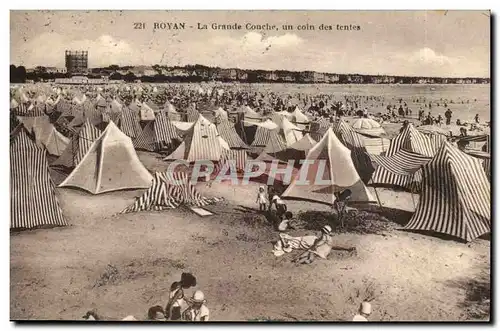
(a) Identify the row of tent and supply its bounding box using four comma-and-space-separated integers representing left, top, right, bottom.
10, 96, 491, 242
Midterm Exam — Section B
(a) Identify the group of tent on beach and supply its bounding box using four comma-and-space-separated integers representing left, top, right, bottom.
9, 85, 491, 243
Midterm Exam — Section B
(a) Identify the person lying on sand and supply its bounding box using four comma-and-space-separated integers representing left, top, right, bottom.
292, 225, 334, 264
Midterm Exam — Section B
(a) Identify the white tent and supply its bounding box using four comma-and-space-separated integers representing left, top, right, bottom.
282, 128, 375, 205
59, 121, 153, 194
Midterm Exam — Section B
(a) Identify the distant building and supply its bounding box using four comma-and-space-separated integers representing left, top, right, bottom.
55, 76, 108, 85
65, 50, 88, 74
46, 67, 67, 74
130, 66, 156, 77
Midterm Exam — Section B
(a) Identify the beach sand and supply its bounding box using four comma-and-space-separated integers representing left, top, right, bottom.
10, 121, 491, 320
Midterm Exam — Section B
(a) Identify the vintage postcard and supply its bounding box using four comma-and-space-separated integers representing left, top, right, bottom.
10, 10, 490, 322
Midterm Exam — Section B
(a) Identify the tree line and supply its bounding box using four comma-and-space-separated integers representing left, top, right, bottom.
10, 64, 490, 85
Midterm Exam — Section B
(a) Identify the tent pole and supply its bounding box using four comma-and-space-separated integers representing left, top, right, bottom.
240, 115, 248, 145
410, 174, 416, 210
370, 179, 383, 207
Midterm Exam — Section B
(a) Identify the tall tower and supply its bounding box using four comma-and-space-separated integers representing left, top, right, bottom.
65, 50, 88, 75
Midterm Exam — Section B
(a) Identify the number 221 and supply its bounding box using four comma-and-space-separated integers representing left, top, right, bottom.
134, 22, 146, 29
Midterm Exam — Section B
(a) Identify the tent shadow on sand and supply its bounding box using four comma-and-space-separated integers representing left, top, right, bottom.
360, 204, 413, 227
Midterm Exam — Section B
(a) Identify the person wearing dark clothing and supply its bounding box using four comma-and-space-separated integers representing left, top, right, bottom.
165, 273, 197, 321
445, 109, 452, 125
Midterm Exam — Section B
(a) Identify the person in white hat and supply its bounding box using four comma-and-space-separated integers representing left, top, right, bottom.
352, 302, 371, 322
292, 225, 334, 264
182, 290, 210, 321
269, 194, 288, 218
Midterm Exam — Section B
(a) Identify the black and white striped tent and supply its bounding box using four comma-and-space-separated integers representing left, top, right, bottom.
371, 123, 445, 191
332, 119, 375, 184
121, 171, 223, 213
10, 129, 67, 230
52, 119, 102, 169
215, 118, 249, 149
369, 150, 432, 192
133, 111, 181, 152
404, 141, 491, 242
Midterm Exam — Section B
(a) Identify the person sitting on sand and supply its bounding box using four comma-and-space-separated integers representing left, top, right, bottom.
165, 272, 197, 321
352, 302, 372, 322
277, 211, 295, 232
182, 290, 210, 321
256, 185, 268, 212
292, 225, 334, 265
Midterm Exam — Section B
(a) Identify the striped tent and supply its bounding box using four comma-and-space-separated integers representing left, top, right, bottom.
186, 103, 201, 122
59, 121, 153, 194
332, 119, 375, 184
310, 117, 331, 141
10, 129, 67, 230
121, 171, 222, 213
405, 141, 491, 242
369, 150, 432, 191
134, 112, 180, 151
250, 125, 287, 155
13, 103, 46, 117
215, 118, 248, 149
219, 148, 249, 172
119, 107, 142, 139
52, 119, 102, 169
371, 123, 444, 190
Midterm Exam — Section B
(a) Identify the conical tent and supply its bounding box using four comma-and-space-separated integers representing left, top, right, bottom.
250, 125, 287, 155
280, 117, 304, 147
134, 112, 181, 151
216, 118, 248, 149
140, 102, 156, 121
52, 119, 102, 168
282, 128, 375, 205
121, 171, 222, 213
119, 107, 142, 138
405, 141, 490, 242
31, 122, 70, 156
164, 114, 225, 162
59, 121, 153, 194
332, 119, 375, 184
275, 134, 317, 166
371, 123, 444, 190
10, 129, 67, 229
186, 103, 200, 122
292, 107, 310, 124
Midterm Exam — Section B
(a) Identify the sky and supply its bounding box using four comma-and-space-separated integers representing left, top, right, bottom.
10, 10, 490, 77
